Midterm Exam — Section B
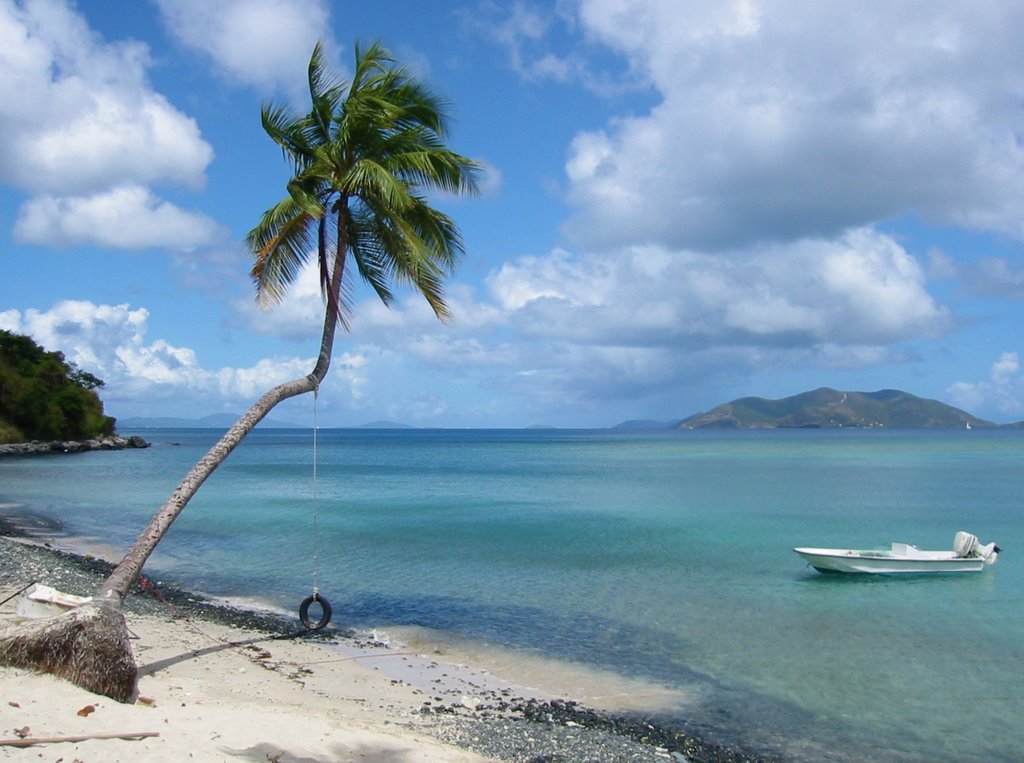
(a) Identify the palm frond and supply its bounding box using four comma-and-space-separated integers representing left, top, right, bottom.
247, 196, 320, 306
352, 196, 462, 320
344, 158, 416, 211
251, 38, 479, 327
348, 40, 393, 100
384, 143, 484, 196
346, 215, 395, 309
307, 41, 346, 145
261, 103, 314, 172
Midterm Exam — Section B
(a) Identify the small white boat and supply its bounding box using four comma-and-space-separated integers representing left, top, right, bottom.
794, 531, 1000, 574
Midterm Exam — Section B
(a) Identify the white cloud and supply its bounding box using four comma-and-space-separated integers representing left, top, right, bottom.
481, 1, 575, 83
13, 184, 226, 250
469, 1, 644, 95
232, 260, 326, 341
965, 258, 1024, 300
447, 0, 1017, 420
215, 356, 316, 400
267, 226, 950, 415
156, 0, 336, 98
947, 352, 1024, 420
7, 300, 153, 376
563, 0, 1024, 250
0, 0, 213, 195
0, 0, 217, 251
992, 351, 1020, 380
1, 300, 346, 414
473, 160, 504, 198
232, 258, 509, 347
486, 228, 950, 349
0, 310, 21, 331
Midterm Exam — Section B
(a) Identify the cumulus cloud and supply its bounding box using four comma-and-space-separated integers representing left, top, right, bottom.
0, 0, 212, 195
14, 184, 226, 250
486, 229, 950, 350
0, 310, 21, 331
231, 256, 508, 347
429, 0, 1020, 418
562, 0, 1024, 250
0, 0, 217, 251
469, 1, 645, 94
0, 300, 360, 414
231, 260, 326, 341
475, 1, 577, 83
291, 224, 951, 414
947, 352, 1024, 420
964, 258, 1024, 300
155, 0, 336, 98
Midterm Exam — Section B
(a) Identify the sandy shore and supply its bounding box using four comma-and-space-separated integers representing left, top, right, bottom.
0, 517, 763, 762
1, 609, 490, 762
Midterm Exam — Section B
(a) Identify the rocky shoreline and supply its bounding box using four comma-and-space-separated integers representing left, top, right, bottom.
0, 515, 771, 763
0, 434, 149, 457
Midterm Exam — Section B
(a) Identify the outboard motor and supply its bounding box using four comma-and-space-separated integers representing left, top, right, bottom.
953, 531, 978, 557
953, 531, 1000, 565
980, 542, 1001, 565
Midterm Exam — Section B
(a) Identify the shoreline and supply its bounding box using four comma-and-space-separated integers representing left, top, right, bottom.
0, 435, 149, 457
0, 517, 768, 762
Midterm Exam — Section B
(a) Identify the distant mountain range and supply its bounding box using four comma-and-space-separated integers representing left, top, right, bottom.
118, 388, 1023, 431
677, 387, 999, 429
117, 414, 413, 430
613, 419, 684, 430
117, 413, 301, 429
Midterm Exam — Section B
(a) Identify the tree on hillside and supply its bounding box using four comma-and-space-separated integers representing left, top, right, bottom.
0, 40, 481, 701
0, 330, 115, 443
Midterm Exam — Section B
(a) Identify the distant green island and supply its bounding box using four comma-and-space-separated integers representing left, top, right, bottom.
676, 387, 1009, 429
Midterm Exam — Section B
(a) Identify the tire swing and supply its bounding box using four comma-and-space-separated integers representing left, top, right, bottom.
300, 590, 331, 631
300, 386, 332, 631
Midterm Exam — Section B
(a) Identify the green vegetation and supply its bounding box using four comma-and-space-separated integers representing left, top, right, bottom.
248, 40, 480, 323
0, 330, 115, 443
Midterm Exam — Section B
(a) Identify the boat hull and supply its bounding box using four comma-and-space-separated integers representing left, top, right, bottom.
793, 548, 986, 574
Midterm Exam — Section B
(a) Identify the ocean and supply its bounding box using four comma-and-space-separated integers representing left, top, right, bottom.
1, 427, 1021, 761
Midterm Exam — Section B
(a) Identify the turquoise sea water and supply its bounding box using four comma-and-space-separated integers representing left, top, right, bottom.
2, 428, 1021, 761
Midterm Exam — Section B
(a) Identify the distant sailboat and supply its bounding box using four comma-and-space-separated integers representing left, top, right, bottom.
966, 421, 972, 430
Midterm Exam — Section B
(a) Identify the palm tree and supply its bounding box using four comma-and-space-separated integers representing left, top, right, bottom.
0, 40, 481, 701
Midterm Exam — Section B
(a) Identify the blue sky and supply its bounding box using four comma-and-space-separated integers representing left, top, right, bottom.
2, 0, 1023, 428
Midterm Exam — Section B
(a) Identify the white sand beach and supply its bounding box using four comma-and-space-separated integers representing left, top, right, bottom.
0, 533, 708, 763
1, 609, 492, 762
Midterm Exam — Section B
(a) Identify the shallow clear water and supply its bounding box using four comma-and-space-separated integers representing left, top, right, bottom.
2, 428, 1021, 761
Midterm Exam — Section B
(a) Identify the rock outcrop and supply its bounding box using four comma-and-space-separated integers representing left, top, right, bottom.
0, 435, 149, 457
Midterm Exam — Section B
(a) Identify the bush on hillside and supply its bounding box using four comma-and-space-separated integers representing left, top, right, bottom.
0, 330, 116, 444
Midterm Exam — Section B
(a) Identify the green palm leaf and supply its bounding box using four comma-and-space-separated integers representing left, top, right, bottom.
248, 38, 483, 324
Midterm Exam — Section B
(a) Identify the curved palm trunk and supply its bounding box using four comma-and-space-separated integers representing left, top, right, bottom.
97, 372, 324, 603
2, 238, 346, 703
101, 243, 346, 605
5, 34, 477, 702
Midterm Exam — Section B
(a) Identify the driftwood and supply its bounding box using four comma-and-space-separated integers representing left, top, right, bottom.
0, 730, 159, 747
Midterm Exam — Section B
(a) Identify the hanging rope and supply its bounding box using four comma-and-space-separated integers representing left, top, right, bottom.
299, 384, 331, 631
311, 384, 319, 594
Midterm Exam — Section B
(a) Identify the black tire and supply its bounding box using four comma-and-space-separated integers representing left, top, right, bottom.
299, 593, 332, 630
